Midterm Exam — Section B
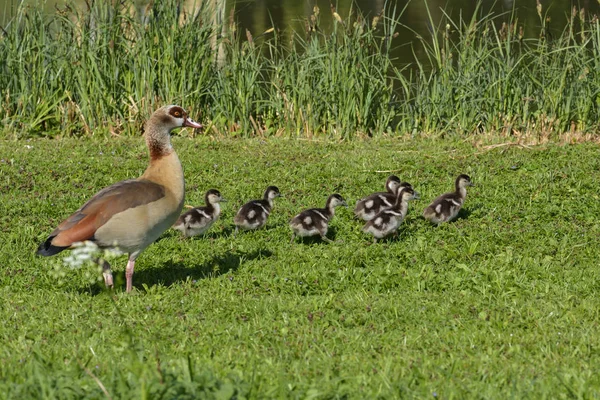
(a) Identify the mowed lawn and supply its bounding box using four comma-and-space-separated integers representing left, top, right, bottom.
1, 136, 599, 398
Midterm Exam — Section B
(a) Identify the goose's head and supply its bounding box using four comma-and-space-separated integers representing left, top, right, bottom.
145, 105, 202, 159
152, 105, 202, 132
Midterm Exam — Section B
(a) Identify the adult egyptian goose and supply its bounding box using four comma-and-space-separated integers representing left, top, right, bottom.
290, 194, 347, 243
233, 186, 281, 235
173, 189, 226, 237
423, 174, 473, 225
363, 186, 419, 243
36, 105, 202, 292
354, 177, 412, 221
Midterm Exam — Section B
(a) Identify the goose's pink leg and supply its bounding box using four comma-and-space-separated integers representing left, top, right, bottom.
125, 259, 136, 293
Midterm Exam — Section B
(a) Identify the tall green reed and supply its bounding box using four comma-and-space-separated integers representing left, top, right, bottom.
1, 0, 599, 140
208, 4, 404, 139
260, 5, 403, 139
401, 0, 600, 140
0, 0, 214, 138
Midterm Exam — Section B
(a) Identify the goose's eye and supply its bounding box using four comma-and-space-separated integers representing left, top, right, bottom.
173, 110, 182, 118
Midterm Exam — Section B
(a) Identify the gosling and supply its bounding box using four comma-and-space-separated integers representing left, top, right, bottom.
423, 174, 473, 225
363, 186, 419, 243
355, 178, 412, 222
234, 186, 281, 235
290, 194, 347, 243
173, 189, 226, 237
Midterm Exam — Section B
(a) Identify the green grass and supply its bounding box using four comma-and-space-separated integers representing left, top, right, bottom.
1, 136, 600, 398
1, 0, 600, 140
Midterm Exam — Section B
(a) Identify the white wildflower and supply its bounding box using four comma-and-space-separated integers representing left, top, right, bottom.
62, 241, 100, 269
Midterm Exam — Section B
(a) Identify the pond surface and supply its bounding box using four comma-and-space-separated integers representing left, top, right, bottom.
232, 0, 600, 66
2, 0, 599, 66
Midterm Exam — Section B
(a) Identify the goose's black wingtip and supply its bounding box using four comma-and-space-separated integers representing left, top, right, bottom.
36, 236, 67, 257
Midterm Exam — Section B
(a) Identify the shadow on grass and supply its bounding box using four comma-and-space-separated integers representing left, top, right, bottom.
161, 223, 283, 241
226, 224, 280, 238
291, 227, 339, 245
418, 205, 479, 226
77, 248, 273, 295
367, 226, 414, 245
158, 227, 234, 241
455, 206, 476, 221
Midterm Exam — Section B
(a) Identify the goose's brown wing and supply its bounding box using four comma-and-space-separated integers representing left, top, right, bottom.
38, 179, 164, 254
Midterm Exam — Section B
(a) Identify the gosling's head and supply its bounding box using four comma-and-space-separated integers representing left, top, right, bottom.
391, 179, 412, 194
398, 186, 420, 201
385, 175, 401, 193
456, 174, 473, 189
206, 189, 226, 204
328, 193, 348, 208
265, 186, 282, 200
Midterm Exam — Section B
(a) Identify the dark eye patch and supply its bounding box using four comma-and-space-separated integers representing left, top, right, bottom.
169, 106, 185, 119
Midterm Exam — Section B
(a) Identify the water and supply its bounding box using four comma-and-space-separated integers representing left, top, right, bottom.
2, 0, 599, 66
234, 0, 600, 40
231, 0, 600, 67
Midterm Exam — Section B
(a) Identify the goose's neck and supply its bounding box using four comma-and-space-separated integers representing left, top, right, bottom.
142, 152, 184, 190
142, 116, 185, 204
457, 186, 467, 200
212, 202, 221, 216
145, 119, 174, 160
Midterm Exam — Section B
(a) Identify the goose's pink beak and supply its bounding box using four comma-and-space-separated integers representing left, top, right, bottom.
184, 117, 203, 129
